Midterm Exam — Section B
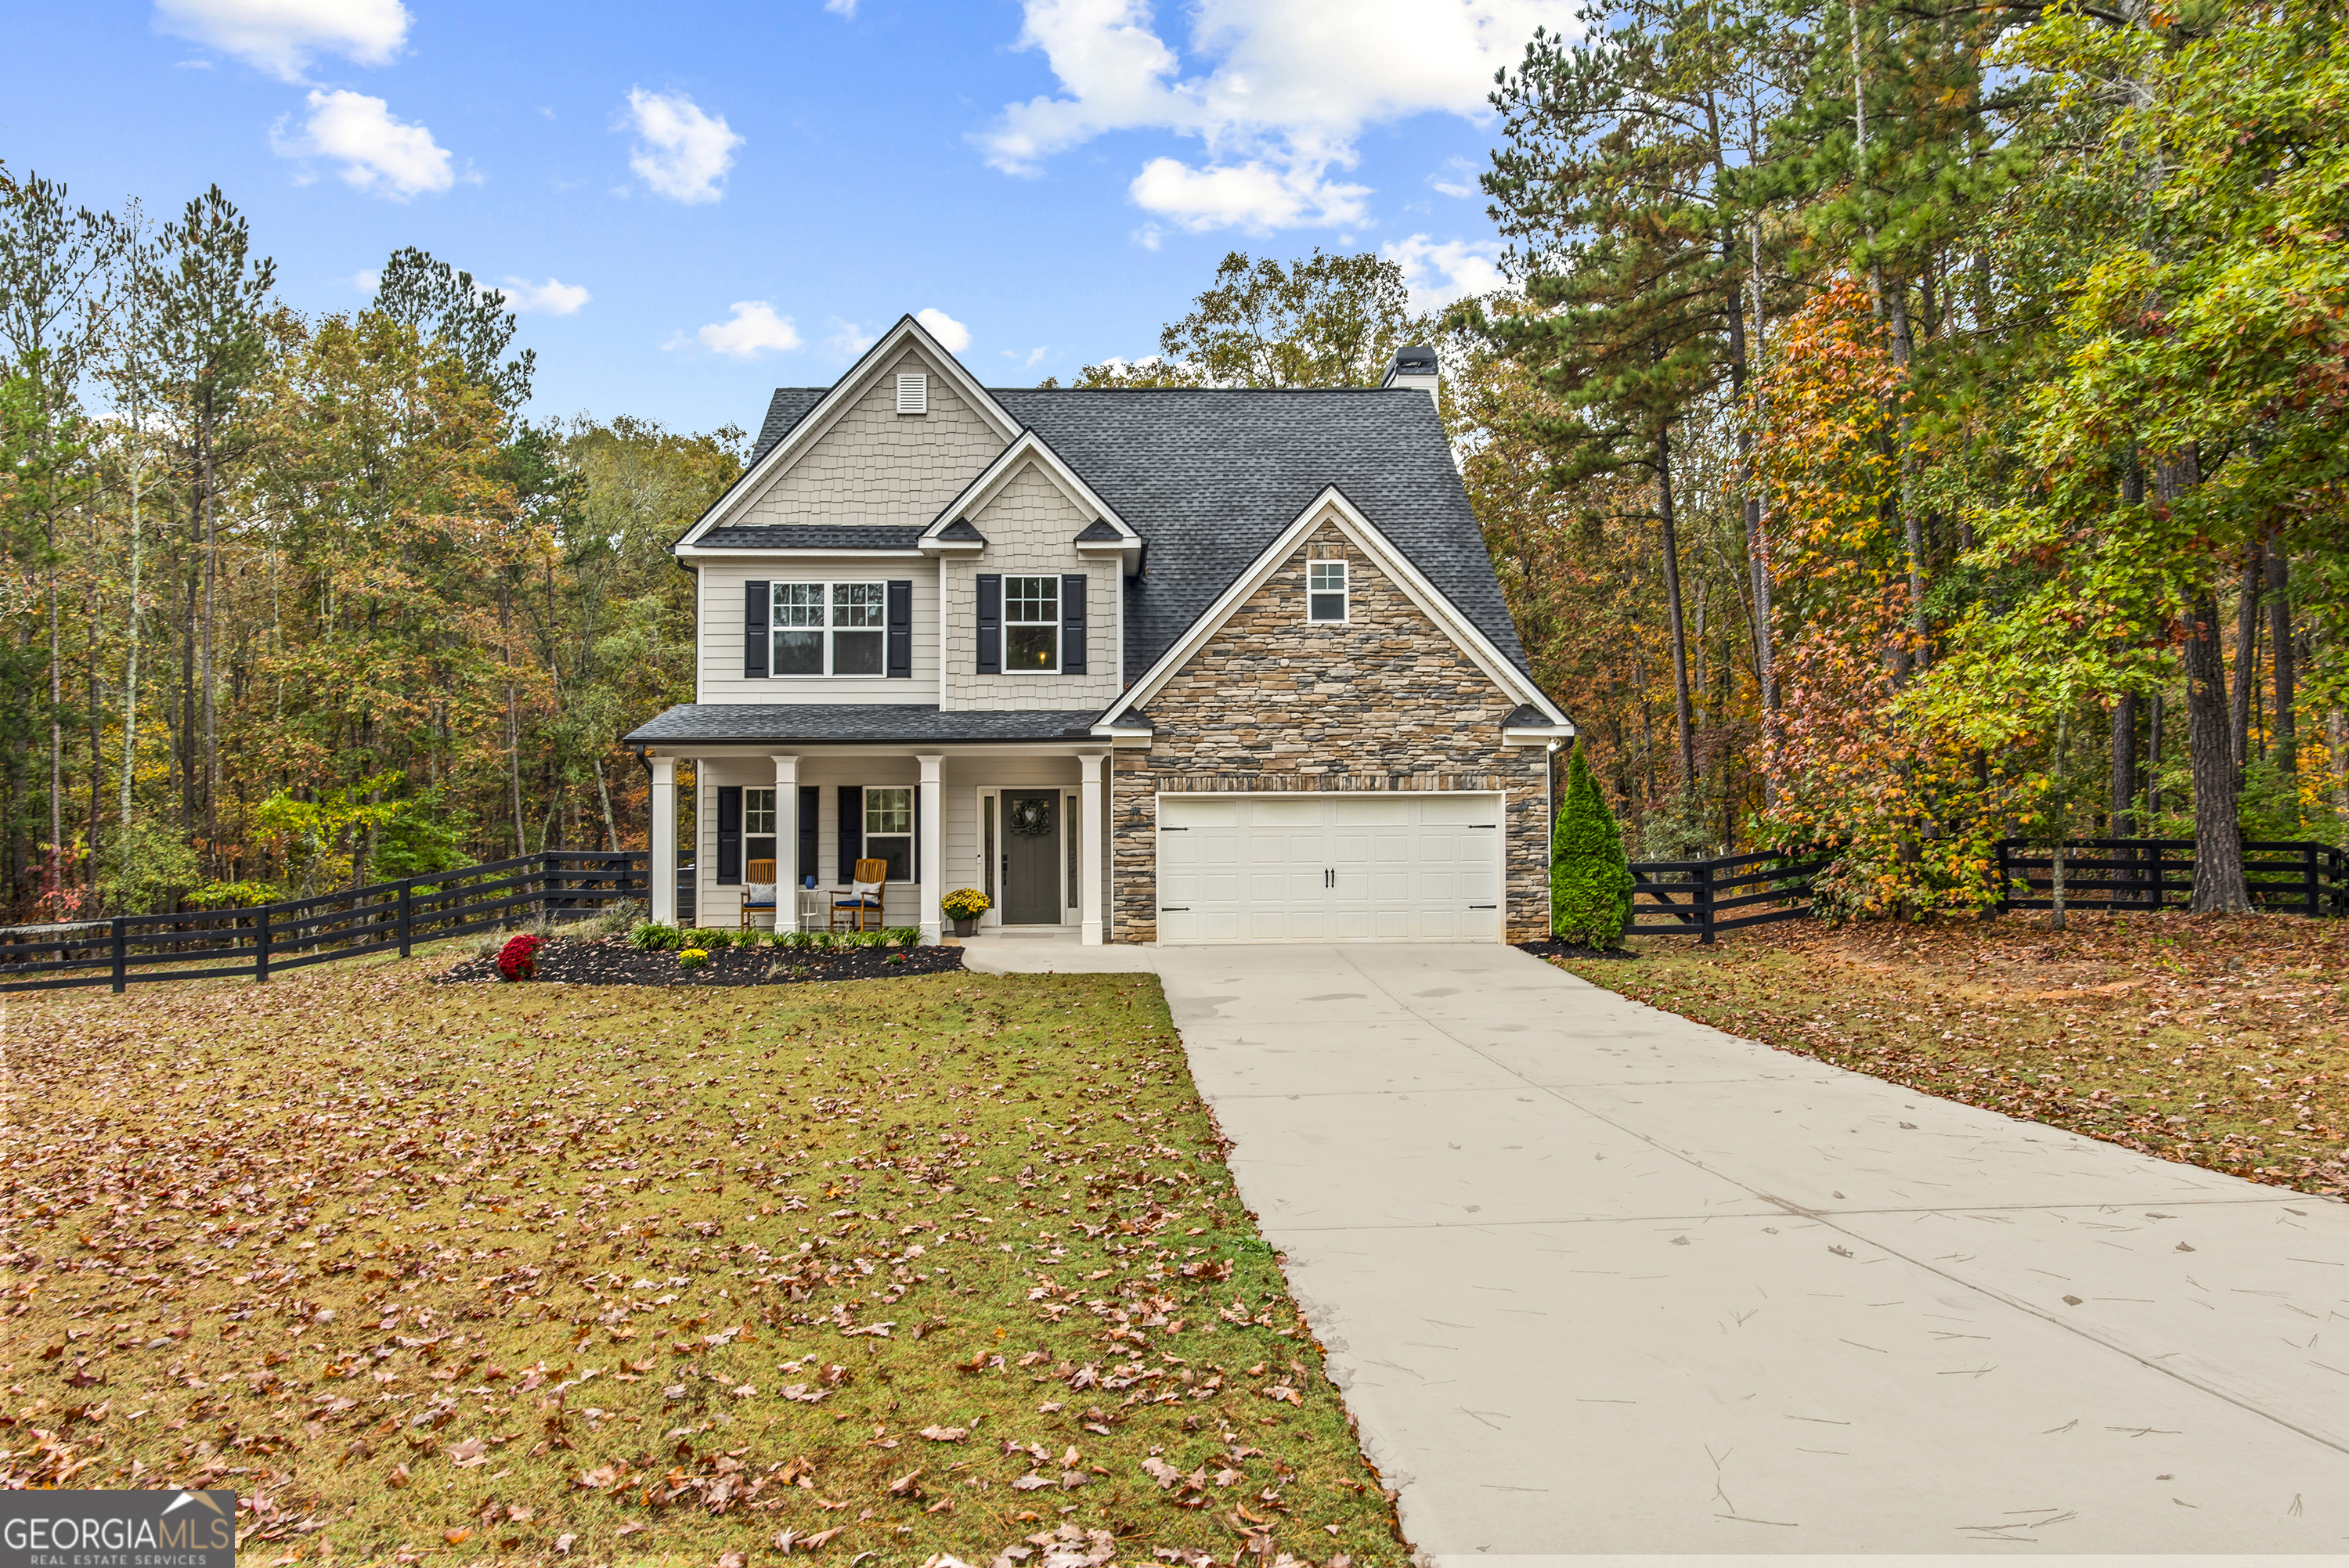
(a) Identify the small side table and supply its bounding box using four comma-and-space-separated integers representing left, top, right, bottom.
792, 888, 828, 933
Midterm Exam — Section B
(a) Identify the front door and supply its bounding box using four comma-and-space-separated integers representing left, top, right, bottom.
1001, 790, 1063, 925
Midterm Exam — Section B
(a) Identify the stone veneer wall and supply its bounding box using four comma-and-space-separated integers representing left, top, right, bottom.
1112, 518, 1551, 944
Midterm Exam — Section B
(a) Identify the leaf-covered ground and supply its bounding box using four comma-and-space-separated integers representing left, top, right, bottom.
0, 957, 1403, 1567
1552, 912, 2349, 1195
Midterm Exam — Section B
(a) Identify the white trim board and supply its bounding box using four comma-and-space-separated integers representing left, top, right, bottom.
1096, 485, 1571, 733
678, 314, 1021, 547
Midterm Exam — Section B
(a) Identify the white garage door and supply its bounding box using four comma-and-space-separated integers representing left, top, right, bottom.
1154, 792, 1505, 943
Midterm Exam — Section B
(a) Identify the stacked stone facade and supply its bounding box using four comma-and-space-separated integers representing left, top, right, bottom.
1111, 517, 1551, 944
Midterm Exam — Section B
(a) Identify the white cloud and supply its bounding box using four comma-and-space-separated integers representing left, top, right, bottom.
915, 308, 971, 352
824, 0, 859, 13
155, 0, 409, 81
350, 268, 380, 292
826, 319, 879, 358
1384, 233, 1509, 312
621, 88, 743, 204
691, 301, 802, 358
1430, 156, 1481, 199
272, 90, 456, 200
1131, 154, 1368, 232
978, 0, 1578, 231
1004, 345, 1052, 369
496, 277, 591, 316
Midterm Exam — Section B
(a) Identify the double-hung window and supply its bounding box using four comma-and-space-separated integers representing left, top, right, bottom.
1308, 560, 1349, 622
1005, 575, 1059, 672
864, 788, 913, 879
744, 788, 777, 876
773, 581, 886, 676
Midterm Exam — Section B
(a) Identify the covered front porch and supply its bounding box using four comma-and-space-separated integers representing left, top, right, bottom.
640, 744, 1112, 945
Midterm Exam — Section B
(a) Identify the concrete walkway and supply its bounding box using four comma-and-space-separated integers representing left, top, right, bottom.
970, 939, 2349, 1558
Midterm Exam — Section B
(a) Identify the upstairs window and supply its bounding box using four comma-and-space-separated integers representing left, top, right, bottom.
897, 373, 928, 415
1005, 575, 1059, 671
1308, 560, 1349, 622
773, 581, 887, 675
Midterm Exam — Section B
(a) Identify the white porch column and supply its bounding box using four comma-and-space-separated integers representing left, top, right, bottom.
772, 755, 799, 932
648, 755, 677, 926
1079, 752, 1106, 945
916, 753, 944, 945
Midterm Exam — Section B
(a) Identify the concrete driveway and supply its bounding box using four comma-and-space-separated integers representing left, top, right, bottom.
1095, 942, 2349, 1559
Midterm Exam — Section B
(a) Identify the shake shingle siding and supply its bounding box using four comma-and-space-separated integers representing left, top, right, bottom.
739, 386, 1526, 686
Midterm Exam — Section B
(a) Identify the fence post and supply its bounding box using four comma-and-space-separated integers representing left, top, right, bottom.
111, 917, 127, 995
2305, 845, 2321, 921
256, 905, 272, 982
399, 880, 413, 959
1698, 858, 1716, 946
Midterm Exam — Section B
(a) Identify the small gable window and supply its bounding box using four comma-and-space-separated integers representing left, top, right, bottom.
1005, 575, 1060, 672
896, 372, 928, 416
1308, 560, 1349, 622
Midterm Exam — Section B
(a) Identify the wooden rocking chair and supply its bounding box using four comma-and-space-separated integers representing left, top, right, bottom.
831, 857, 888, 933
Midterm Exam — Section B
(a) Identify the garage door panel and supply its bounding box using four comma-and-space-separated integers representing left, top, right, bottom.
1158, 793, 1506, 943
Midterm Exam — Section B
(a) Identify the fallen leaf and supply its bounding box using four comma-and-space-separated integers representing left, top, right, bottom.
1012, 1472, 1051, 1491
443, 1529, 472, 1546
918, 1425, 969, 1442
446, 1436, 489, 1468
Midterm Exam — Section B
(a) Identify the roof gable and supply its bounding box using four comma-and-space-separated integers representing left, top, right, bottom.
1098, 487, 1566, 731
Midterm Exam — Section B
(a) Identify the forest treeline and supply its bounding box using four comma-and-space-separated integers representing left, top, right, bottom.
2, 0, 2343, 921
0, 178, 741, 918
1065, 0, 2349, 914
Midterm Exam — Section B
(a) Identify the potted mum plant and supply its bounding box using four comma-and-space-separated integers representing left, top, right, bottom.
496, 932, 545, 982
941, 888, 990, 938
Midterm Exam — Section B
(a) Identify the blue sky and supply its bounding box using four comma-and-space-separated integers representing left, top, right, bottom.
10, 2, 1576, 434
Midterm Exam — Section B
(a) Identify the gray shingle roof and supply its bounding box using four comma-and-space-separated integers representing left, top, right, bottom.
696, 524, 925, 551
1073, 519, 1124, 543
624, 704, 1104, 745
934, 518, 987, 543
744, 385, 1528, 682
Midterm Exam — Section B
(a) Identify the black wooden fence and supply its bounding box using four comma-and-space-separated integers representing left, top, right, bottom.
0, 851, 648, 995
1630, 838, 2347, 943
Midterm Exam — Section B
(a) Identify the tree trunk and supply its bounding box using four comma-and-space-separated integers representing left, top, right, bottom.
2185, 585, 2249, 911
2265, 540, 2294, 773
2230, 542, 2261, 772
1655, 430, 1698, 801
200, 415, 219, 865
2147, 690, 2163, 821
2109, 694, 2137, 837
120, 446, 145, 880
594, 756, 620, 852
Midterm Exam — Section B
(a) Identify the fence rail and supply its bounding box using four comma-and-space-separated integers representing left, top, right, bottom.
0, 852, 648, 994
1629, 837, 2346, 943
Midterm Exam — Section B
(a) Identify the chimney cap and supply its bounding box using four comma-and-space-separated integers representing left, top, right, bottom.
1391, 345, 1438, 374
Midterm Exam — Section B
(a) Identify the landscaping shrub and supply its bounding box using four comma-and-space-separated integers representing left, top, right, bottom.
630, 921, 683, 951
882, 925, 920, 947
680, 927, 735, 950
1553, 738, 1634, 948
495, 932, 544, 981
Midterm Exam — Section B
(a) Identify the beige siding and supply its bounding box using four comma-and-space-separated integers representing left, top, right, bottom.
942, 459, 1121, 712
740, 348, 1002, 529
938, 756, 1085, 927
696, 557, 937, 705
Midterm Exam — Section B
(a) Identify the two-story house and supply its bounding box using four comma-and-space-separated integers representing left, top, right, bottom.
623, 314, 1573, 946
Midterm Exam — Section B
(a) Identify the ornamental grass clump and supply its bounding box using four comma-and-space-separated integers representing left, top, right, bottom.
495, 932, 544, 981
630, 921, 683, 951
1552, 739, 1633, 949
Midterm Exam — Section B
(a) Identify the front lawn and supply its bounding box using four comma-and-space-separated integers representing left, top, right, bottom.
1549, 912, 2349, 1195
0, 956, 1399, 1566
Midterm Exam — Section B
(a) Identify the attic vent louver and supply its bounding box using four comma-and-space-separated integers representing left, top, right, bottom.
896, 373, 928, 416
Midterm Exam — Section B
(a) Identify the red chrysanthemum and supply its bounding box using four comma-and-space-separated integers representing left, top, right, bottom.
496, 933, 545, 982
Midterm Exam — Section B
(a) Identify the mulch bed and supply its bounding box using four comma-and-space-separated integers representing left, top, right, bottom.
438, 935, 965, 986
1515, 938, 1640, 962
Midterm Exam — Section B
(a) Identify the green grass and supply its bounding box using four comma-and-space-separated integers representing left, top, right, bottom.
0, 954, 1401, 1566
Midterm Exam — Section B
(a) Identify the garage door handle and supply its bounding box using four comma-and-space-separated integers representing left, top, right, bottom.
1160, 907, 1189, 912
1324, 868, 1333, 888
1469, 904, 1496, 910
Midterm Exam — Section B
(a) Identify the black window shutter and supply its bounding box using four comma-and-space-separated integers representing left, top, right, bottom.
716, 786, 742, 885
976, 573, 1001, 675
836, 785, 862, 885
744, 582, 769, 679
886, 579, 912, 679
796, 785, 819, 887
1062, 572, 1087, 675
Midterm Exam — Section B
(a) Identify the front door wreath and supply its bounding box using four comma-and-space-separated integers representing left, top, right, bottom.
1008, 797, 1055, 837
